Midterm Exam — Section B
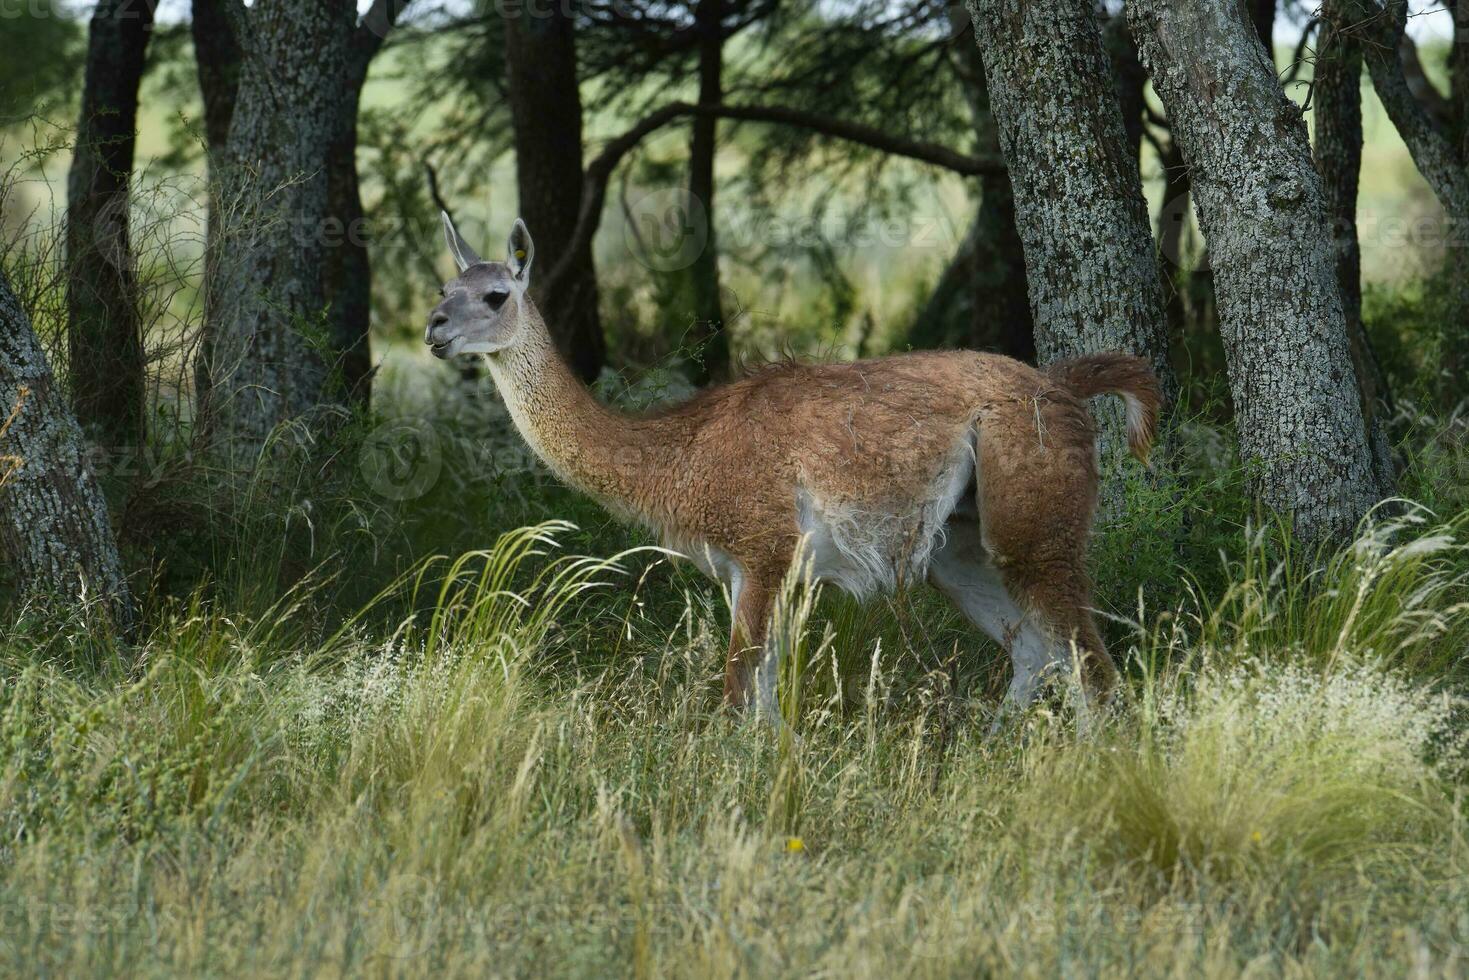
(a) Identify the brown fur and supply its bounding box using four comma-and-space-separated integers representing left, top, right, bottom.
440, 288, 1157, 711
1046, 353, 1162, 465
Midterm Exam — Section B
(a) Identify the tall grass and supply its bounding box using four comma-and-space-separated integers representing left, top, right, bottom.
1166, 503, 1469, 677
1, 513, 1467, 976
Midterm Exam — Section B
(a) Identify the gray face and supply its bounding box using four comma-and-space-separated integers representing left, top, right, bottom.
426, 262, 518, 359
426, 212, 536, 359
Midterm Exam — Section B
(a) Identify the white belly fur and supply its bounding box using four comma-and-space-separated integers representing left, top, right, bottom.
660, 433, 977, 605
794, 434, 976, 600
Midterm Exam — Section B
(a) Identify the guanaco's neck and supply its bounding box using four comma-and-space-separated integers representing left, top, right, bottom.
483, 301, 654, 507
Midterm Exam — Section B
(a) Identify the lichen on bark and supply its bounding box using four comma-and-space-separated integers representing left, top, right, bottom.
965, 0, 1176, 512
1129, 0, 1382, 543
1, 267, 132, 627
197, 0, 364, 460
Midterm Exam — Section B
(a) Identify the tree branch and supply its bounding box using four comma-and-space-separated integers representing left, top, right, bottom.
423, 158, 453, 225
542, 104, 690, 298
1281, 16, 1318, 91
1397, 32, 1454, 129
1349, 0, 1469, 209
542, 101, 1003, 296
692, 103, 1003, 175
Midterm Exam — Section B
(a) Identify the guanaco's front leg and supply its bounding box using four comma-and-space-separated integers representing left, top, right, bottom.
724, 575, 775, 714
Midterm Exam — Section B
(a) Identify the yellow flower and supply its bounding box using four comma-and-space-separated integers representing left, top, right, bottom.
785, 837, 805, 853
1251, 830, 1263, 844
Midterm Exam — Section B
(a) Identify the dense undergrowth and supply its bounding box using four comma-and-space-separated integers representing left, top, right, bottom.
2, 378, 1469, 973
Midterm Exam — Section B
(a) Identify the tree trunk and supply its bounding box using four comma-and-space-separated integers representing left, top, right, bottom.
908, 215, 979, 352
1154, 132, 1196, 336
199, 0, 353, 454
504, 4, 605, 383
1129, 0, 1382, 543
191, 0, 240, 152
685, 0, 729, 382
1315, 1, 1397, 488
1102, 11, 1148, 163
908, 202, 1034, 361
970, 175, 1034, 361
197, 0, 386, 457
1106, 9, 1202, 342
190, 0, 241, 413
1453, 0, 1468, 151
1, 268, 132, 627
1348, 0, 1469, 408
963, 0, 1176, 490
323, 83, 373, 405
1432, 0, 1467, 407
66, 0, 156, 448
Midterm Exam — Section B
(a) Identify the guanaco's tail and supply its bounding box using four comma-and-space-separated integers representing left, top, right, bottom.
1046, 353, 1161, 466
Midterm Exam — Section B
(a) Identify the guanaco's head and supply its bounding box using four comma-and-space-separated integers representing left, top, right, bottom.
426, 212, 534, 359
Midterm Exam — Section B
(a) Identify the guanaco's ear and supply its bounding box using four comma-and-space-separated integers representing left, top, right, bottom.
441, 210, 481, 272
507, 219, 534, 284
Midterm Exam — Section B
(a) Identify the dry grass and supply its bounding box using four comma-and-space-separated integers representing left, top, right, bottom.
1, 514, 1466, 977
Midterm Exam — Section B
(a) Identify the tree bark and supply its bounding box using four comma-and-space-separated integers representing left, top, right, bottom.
323, 81, 373, 405
1103, 10, 1148, 163
1453, 0, 1468, 151
199, 0, 355, 454
66, 0, 156, 448
1154, 129, 1195, 336
191, 0, 240, 152
1454, 0, 1469, 396
505, 2, 606, 383
1129, 0, 1382, 542
1106, 9, 1204, 341
190, 0, 242, 415
685, 0, 729, 382
1315, 1, 1396, 488
197, 0, 399, 456
964, 0, 1176, 485
1, 267, 132, 627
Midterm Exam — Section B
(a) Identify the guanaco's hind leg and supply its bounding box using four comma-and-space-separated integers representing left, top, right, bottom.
974, 417, 1119, 709
928, 517, 1074, 721
929, 423, 1118, 725
996, 551, 1117, 703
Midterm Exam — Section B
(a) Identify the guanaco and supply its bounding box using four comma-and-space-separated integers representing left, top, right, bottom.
427, 214, 1159, 722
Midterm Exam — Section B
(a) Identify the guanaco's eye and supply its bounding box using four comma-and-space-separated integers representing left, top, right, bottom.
485, 290, 510, 310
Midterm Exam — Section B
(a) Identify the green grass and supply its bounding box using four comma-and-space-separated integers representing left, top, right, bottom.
8, 324, 1464, 974
1, 493, 1467, 976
